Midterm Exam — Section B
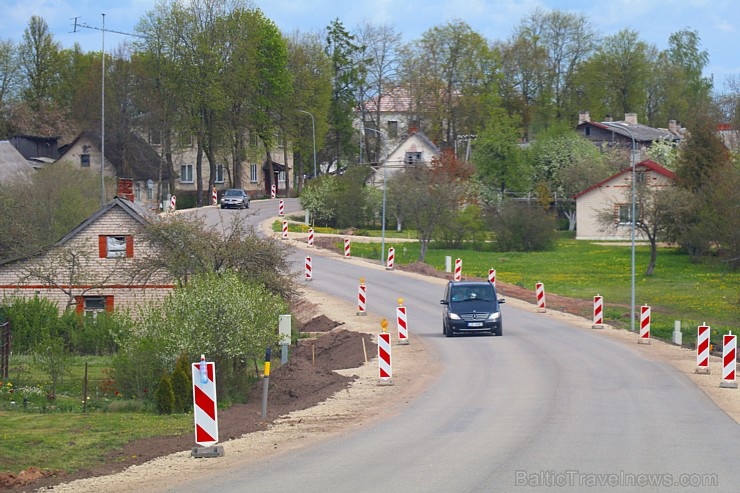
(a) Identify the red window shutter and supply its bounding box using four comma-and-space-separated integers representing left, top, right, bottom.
105, 296, 114, 312
125, 236, 134, 257
98, 236, 107, 258
75, 296, 84, 315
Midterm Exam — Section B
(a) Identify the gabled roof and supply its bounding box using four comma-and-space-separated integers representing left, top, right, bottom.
360, 86, 413, 113
383, 128, 440, 164
573, 159, 677, 199
577, 120, 681, 143
0, 141, 34, 183
0, 197, 154, 266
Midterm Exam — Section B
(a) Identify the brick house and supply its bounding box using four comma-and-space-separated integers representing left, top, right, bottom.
0, 197, 174, 315
574, 159, 676, 240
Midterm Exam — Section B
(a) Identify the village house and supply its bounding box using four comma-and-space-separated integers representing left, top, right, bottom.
0, 195, 174, 315
574, 159, 676, 241
366, 128, 441, 187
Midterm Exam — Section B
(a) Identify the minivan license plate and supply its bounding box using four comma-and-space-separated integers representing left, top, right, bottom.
468, 322, 483, 327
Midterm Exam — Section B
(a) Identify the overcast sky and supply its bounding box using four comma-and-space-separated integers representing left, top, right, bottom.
2, 0, 738, 88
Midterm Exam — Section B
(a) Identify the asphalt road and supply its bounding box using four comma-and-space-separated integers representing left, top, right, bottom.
176, 198, 740, 492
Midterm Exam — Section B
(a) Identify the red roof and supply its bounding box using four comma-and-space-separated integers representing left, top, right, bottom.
573, 159, 676, 199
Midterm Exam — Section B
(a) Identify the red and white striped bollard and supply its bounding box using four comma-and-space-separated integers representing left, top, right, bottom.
396, 297, 408, 345
169, 195, 177, 212
386, 247, 395, 270
696, 324, 710, 374
281, 220, 288, 240
453, 258, 462, 281
592, 295, 604, 329
720, 332, 738, 389
344, 238, 351, 258
535, 282, 546, 312
356, 278, 366, 316
488, 268, 496, 285
191, 355, 220, 454
638, 305, 651, 344
278, 199, 284, 216
271, 184, 276, 199
307, 227, 314, 247
304, 256, 312, 281
211, 188, 217, 206
377, 319, 393, 385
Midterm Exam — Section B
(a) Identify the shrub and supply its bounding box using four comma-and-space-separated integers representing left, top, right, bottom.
171, 353, 192, 414
154, 374, 175, 415
487, 201, 557, 252
3, 297, 61, 352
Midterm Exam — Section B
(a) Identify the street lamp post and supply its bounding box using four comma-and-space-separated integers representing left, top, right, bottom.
297, 110, 317, 179
623, 127, 638, 332
363, 127, 388, 264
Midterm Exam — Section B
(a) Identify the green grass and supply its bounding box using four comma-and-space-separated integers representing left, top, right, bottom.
346, 237, 739, 342
272, 220, 418, 239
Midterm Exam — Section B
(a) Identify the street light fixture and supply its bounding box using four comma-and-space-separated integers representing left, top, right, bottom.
363, 127, 388, 264
297, 110, 317, 179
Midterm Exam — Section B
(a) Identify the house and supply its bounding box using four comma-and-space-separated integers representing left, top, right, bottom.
57, 130, 174, 210
0, 196, 174, 315
576, 112, 685, 160
0, 141, 35, 184
9, 135, 60, 163
573, 159, 676, 240
358, 86, 420, 150
367, 128, 441, 187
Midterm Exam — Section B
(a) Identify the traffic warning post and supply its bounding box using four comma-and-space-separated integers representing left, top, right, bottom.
720, 332, 738, 389
638, 305, 651, 345
535, 282, 546, 313
191, 355, 224, 458
396, 297, 409, 345
377, 319, 393, 385
592, 295, 604, 329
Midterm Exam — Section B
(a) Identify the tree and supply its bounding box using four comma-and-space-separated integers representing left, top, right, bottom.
472, 110, 530, 195
17, 16, 61, 110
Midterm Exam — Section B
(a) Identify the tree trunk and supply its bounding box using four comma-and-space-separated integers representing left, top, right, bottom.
646, 239, 658, 276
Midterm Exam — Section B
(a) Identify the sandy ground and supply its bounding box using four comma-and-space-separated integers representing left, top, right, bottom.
40, 220, 740, 492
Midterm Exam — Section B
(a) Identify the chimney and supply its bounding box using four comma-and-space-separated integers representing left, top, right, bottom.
624, 113, 638, 125
604, 115, 613, 122
578, 111, 590, 124
117, 178, 134, 202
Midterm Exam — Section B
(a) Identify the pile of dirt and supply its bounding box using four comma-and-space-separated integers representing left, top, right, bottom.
298, 314, 344, 333
1, 324, 372, 492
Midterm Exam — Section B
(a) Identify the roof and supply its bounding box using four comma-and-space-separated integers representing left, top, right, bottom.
360, 87, 413, 113
577, 120, 681, 143
573, 159, 677, 199
383, 128, 441, 164
0, 141, 34, 183
0, 197, 154, 266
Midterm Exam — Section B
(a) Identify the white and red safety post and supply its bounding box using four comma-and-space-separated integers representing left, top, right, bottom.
396, 297, 409, 345
488, 268, 496, 285
191, 355, 219, 447
720, 332, 738, 389
535, 282, 546, 313
281, 220, 288, 240
278, 199, 284, 216
211, 188, 217, 206
696, 324, 710, 374
386, 247, 395, 270
377, 320, 393, 385
344, 238, 351, 258
592, 295, 604, 329
638, 305, 651, 344
271, 184, 276, 199
304, 256, 312, 281
169, 195, 177, 212
307, 227, 314, 247
356, 278, 366, 316
453, 258, 462, 281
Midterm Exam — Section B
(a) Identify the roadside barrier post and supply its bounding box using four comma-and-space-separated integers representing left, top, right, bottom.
696, 324, 710, 374
278, 199, 284, 216
307, 228, 314, 247
211, 187, 217, 206
386, 247, 395, 270
592, 295, 604, 329
305, 256, 312, 282
271, 184, 276, 199
377, 319, 393, 385
454, 258, 462, 281
357, 278, 367, 316
396, 297, 409, 345
488, 268, 496, 285
282, 220, 288, 240
638, 305, 651, 344
344, 238, 351, 258
536, 282, 546, 313
169, 195, 177, 212
191, 355, 224, 458
261, 347, 272, 417
720, 332, 738, 389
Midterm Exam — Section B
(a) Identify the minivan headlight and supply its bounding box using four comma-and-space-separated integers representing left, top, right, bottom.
487, 312, 500, 321
448, 312, 461, 320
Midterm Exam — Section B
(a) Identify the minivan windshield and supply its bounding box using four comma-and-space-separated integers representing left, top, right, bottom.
450, 285, 494, 302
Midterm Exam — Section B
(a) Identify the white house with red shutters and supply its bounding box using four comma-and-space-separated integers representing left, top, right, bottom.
574, 159, 677, 240
0, 197, 174, 315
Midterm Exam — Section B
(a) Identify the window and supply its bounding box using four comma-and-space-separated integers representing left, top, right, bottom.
404, 151, 423, 165
635, 171, 646, 183
278, 171, 286, 183
387, 120, 398, 139
80, 153, 90, 167
215, 164, 225, 184
250, 163, 258, 183
134, 181, 142, 201
75, 295, 113, 317
99, 235, 134, 258
617, 204, 641, 224
584, 126, 591, 136
149, 129, 162, 146
176, 131, 193, 148
180, 164, 194, 183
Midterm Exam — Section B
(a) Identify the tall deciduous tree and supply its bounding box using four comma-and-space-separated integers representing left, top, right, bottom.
18, 16, 61, 110
472, 110, 530, 195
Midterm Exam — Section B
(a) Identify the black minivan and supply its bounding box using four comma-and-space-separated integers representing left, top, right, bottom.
440, 281, 505, 337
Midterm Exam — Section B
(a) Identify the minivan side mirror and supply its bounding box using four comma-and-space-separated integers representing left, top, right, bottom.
498, 296, 506, 304
440, 300, 448, 305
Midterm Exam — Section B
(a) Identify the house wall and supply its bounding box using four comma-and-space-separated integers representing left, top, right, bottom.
576, 170, 674, 240
368, 133, 439, 187
57, 135, 117, 178
0, 205, 174, 315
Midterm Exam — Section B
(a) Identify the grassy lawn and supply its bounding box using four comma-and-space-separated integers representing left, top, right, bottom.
346, 236, 739, 342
